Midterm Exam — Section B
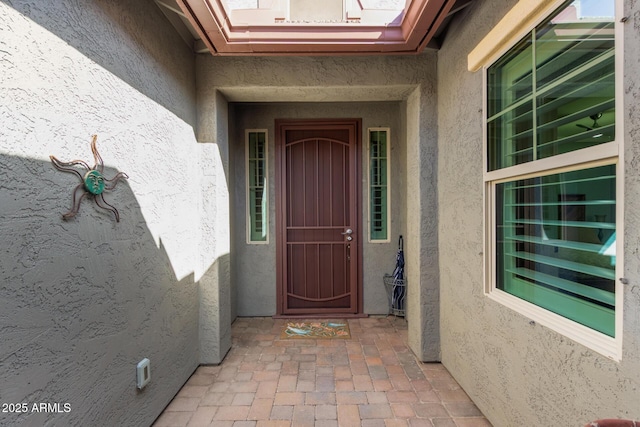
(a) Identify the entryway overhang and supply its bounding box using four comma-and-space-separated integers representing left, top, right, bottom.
216, 85, 418, 103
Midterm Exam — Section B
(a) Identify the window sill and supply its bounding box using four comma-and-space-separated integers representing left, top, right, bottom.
486, 289, 620, 361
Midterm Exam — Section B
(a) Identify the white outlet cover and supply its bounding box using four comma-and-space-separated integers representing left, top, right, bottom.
137, 358, 151, 389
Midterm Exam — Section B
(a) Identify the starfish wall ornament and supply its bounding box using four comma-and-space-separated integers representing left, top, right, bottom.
50, 135, 129, 222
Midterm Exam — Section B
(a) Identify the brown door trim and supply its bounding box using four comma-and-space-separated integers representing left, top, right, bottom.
275, 118, 363, 317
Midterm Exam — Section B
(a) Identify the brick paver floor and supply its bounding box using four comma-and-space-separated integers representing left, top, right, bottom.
153, 316, 492, 427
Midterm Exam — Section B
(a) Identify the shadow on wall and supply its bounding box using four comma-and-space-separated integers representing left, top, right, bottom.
0, 153, 200, 426
199, 252, 232, 365
0, 0, 197, 127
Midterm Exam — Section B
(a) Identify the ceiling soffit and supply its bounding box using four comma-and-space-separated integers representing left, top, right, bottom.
175, 0, 461, 55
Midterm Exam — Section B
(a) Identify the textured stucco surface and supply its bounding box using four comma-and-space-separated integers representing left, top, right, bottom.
437, 1, 640, 425
0, 0, 211, 425
197, 55, 440, 360
11, 0, 640, 425
198, 91, 232, 365
229, 102, 403, 317
197, 55, 438, 105
405, 83, 440, 362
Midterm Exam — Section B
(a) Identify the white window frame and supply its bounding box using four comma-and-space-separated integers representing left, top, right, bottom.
482, 0, 624, 360
367, 127, 391, 243
246, 129, 269, 245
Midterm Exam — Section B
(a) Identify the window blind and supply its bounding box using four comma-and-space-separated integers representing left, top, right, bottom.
496, 165, 616, 336
487, 17, 615, 171
369, 130, 389, 241
248, 131, 267, 242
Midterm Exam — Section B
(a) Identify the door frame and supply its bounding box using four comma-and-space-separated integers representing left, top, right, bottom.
275, 118, 363, 317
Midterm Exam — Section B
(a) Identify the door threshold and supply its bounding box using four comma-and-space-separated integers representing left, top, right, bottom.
273, 313, 369, 319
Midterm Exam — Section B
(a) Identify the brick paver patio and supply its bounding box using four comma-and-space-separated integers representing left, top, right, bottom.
153, 316, 492, 427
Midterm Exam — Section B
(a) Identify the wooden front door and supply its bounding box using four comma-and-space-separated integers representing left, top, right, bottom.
276, 119, 362, 316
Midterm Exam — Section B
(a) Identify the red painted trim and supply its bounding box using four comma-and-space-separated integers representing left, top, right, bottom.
176, 0, 457, 55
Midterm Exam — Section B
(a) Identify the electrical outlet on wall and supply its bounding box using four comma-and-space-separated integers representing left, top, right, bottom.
137, 358, 151, 389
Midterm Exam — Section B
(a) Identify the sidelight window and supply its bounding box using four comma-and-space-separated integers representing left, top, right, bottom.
247, 130, 268, 243
368, 128, 390, 242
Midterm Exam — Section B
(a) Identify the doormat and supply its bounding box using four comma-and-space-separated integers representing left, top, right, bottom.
280, 321, 351, 339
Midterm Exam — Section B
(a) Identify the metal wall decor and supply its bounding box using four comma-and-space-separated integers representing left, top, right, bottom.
50, 135, 129, 222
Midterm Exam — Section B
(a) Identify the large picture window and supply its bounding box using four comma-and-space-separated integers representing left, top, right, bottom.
485, 0, 620, 352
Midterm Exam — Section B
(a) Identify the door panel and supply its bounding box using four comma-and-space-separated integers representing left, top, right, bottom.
276, 120, 361, 315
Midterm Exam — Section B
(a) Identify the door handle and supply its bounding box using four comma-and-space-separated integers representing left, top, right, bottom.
341, 228, 353, 235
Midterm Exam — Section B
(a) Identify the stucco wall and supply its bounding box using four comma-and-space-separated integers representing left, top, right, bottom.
228, 102, 403, 317
405, 84, 440, 362
0, 0, 207, 425
197, 91, 232, 365
437, 1, 640, 425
